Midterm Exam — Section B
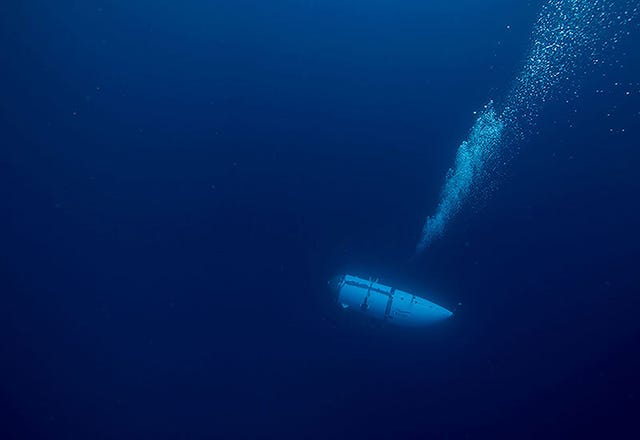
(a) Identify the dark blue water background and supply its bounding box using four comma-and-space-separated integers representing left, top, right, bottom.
2, 1, 639, 438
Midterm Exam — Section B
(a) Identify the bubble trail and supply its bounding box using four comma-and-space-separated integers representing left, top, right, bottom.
414, 0, 637, 256
415, 104, 504, 255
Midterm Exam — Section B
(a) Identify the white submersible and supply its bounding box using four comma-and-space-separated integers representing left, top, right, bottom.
329, 275, 453, 326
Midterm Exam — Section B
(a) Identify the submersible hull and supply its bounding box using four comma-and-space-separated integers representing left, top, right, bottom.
329, 275, 453, 326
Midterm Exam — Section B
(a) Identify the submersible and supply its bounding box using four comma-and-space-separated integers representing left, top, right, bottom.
329, 275, 453, 326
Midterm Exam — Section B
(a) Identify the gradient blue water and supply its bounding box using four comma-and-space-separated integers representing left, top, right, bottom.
1, 1, 639, 438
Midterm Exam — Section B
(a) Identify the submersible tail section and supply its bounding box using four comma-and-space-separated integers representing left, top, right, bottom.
329, 275, 453, 326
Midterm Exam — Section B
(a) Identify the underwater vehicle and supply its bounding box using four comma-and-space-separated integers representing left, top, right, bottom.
328, 274, 453, 326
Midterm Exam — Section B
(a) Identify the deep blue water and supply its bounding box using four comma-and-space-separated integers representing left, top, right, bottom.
2, 1, 639, 438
